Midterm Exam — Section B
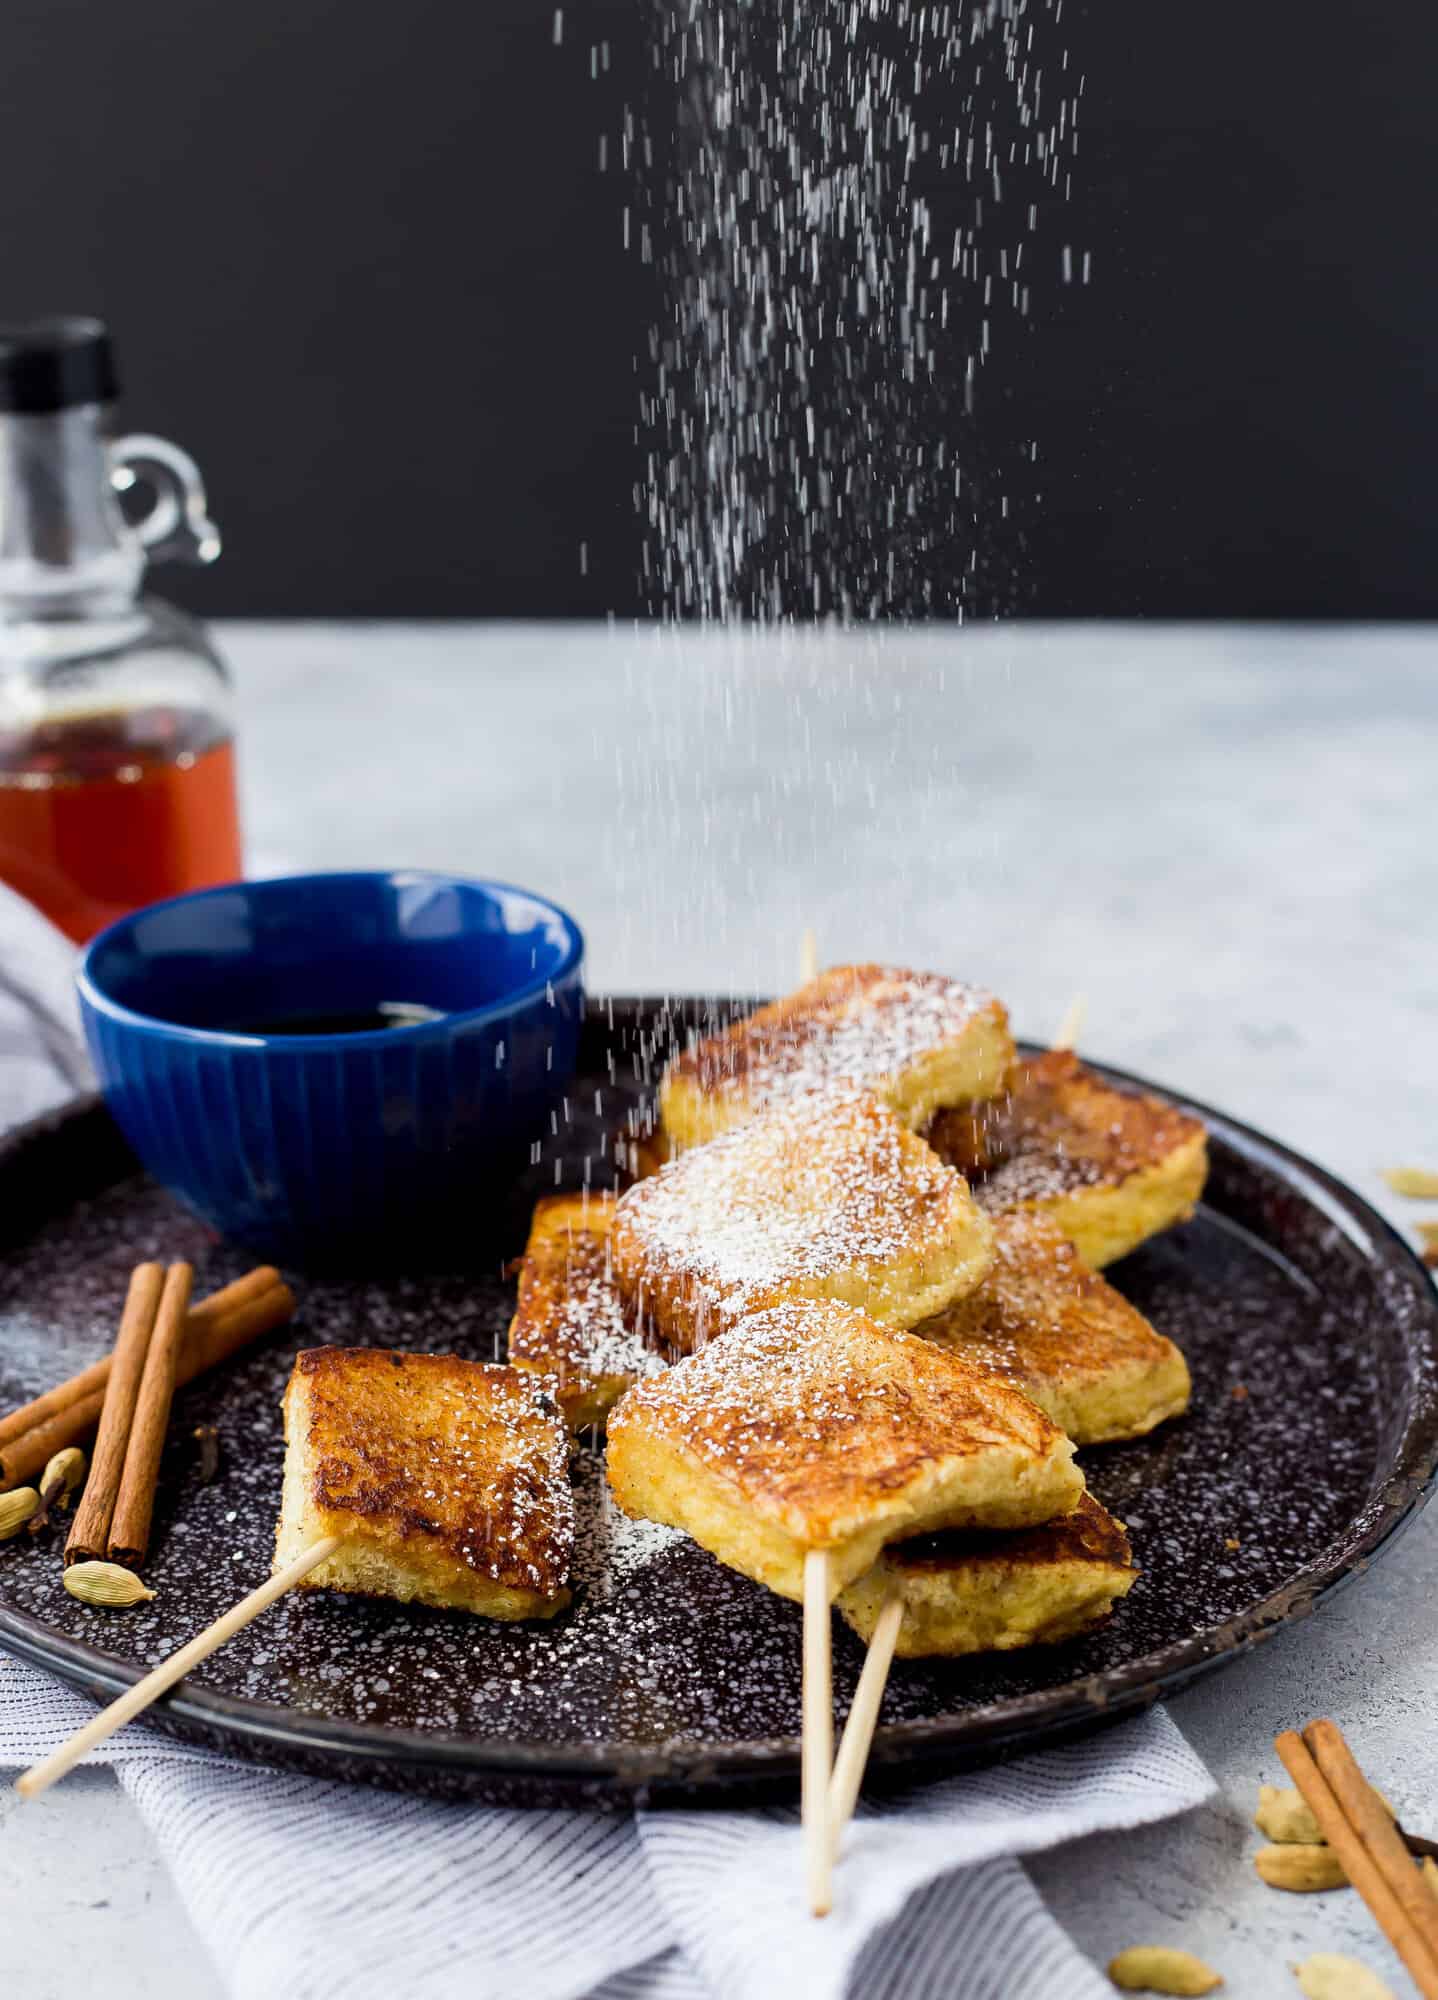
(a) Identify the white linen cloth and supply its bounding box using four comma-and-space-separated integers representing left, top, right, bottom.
0, 880, 1215, 1999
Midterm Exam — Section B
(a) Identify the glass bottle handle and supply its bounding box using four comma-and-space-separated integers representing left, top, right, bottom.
109, 432, 222, 566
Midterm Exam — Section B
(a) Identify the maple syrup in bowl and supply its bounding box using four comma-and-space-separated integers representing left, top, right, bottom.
77, 871, 586, 1263
0, 703, 242, 943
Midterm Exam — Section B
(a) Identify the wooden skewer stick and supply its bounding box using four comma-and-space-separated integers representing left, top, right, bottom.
799, 927, 819, 985
802, 1547, 834, 1918
1275, 1728, 1438, 2000
828, 1590, 902, 1855
15, 1536, 342, 1803
1052, 990, 1087, 1053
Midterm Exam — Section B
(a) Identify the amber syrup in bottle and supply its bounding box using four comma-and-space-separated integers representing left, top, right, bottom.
0, 317, 241, 940
0, 705, 241, 942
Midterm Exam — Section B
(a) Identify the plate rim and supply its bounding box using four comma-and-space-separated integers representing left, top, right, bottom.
1, 1003, 1435, 1795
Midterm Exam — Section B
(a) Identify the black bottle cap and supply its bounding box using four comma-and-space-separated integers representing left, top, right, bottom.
0, 316, 119, 414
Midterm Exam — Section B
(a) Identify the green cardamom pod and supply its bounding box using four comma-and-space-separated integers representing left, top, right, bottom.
63, 1560, 156, 1608
0, 1487, 40, 1540
41, 1447, 87, 1505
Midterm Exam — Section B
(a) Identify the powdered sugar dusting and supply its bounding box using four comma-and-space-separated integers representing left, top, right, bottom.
677, 964, 999, 1109
608, 1300, 1058, 1519
509, 1195, 666, 1396
571, 1451, 682, 1599
939, 1050, 1205, 1208
613, 1088, 977, 1340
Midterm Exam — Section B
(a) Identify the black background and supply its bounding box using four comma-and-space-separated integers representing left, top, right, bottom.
8, 0, 1434, 618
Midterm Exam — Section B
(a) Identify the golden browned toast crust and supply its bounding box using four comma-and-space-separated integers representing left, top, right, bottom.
836, 1492, 1137, 1657
927, 1051, 1209, 1266
882, 1491, 1133, 1577
606, 1301, 1083, 1597
928, 1049, 1203, 1192
507, 1193, 664, 1429
918, 1211, 1191, 1444
922, 1100, 1006, 1178
660, 964, 1013, 1147
283, 1348, 573, 1604
611, 1090, 994, 1352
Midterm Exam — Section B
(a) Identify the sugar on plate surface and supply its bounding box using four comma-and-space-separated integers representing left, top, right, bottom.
274, 1347, 574, 1620
611, 1088, 995, 1353
507, 1192, 665, 1432
917, 1209, 1191, 1445
836, 1492, 1138, 1659
604, 1300, 1085, 1602
927, 1048, 1208, 1269
659, 962, 1014, 1150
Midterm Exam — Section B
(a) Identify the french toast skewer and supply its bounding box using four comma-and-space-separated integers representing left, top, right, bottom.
825, 990, 1096, 1858
606, 1302, 1082, 1918
16, 1535, 342, 1800
22, 1348, 577, 1800
802, 1549, 835, 1917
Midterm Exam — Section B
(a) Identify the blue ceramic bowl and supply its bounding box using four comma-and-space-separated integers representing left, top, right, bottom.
77, 871, 585, 1264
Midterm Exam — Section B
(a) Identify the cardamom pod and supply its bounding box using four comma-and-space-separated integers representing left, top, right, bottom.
1294, 1953, 1396, 2000
27, 1446, 88, 1533
1256, 1784, 1324, 1844
1107, 1946, 1224, 1993
41, 1446, 86, 1505
1255, 1842, 1348, 1891
63, 1560, 155, 1608
1255, 1782, 1396, 1846
0, 1487, 40, 1540
1381, 1166, 1438, 1198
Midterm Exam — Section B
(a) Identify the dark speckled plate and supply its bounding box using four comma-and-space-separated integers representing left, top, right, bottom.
0, 999, 1435, 1806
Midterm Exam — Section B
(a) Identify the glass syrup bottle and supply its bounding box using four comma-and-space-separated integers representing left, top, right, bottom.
0, 316, 242, 943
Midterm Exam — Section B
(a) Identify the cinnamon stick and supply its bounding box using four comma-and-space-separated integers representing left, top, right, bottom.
0, 1270, 291, 1490
182, 1280, 295, 1379
0, 1353, 111, 1453
1275, 1729, 1438, 2000
186, 1266, 282, 1332
0, 1387, 106, 1492
107, 1262, 193, 1568
64, 1264, 165, 1566
0, 1268, 281, 1458
1305, 1719, 1438, 1967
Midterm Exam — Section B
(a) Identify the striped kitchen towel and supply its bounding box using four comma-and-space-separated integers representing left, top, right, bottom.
0, 1651, 1213, 2000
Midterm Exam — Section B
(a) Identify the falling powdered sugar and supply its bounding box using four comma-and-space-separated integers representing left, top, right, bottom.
676, 963, 1000, 1104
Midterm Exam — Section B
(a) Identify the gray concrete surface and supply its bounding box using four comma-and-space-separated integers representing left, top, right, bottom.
4, 621, 1436, 1998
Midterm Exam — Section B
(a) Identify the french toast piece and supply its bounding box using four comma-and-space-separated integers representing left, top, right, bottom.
659, 964, 1014, 1150
928, 1050, 1208, 1268
611, 1090, 995, 1353
837, 1493, 1136, 1658
605, 1301, 1084, 1601
615, 1109, 674, 1186
918, 1211, 1191, 1445
274, 1348, 573, 1620
507, 1193, 665, 1431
